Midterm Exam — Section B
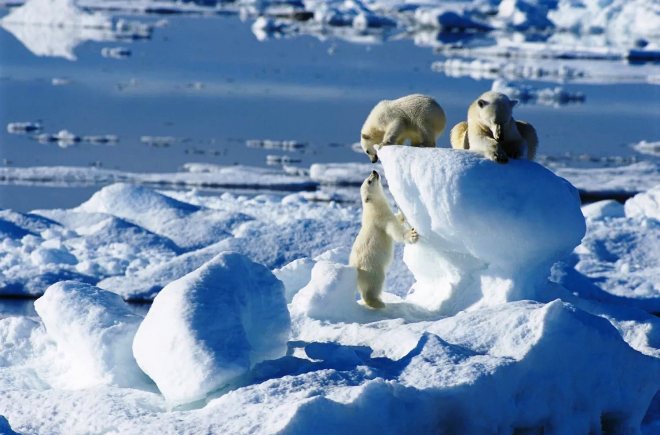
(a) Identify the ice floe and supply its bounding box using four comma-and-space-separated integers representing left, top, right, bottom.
0, 0, 151, 60
0, 145, 659, 432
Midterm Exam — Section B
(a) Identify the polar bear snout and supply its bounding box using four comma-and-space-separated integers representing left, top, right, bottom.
371, 170, 379, 179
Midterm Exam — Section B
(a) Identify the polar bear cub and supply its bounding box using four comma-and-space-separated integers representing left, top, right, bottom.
349, 170, 418, 308
360, 94, 446, 163
450, 91, 538, 163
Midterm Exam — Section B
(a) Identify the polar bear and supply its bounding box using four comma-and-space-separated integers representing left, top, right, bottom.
450, 91, 538, 163
360, 94, 446, 163
349, 170, 418, 308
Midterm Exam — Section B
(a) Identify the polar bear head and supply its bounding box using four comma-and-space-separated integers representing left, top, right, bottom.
360, 134, 380, 163
475, 91, 518, 141
360, 170, 384, 204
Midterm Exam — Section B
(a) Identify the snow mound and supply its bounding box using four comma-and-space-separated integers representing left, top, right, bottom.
77, 183, 241, 250
273, 257, 315, 302
290, 261, 361, 322
625, 185, 660, 221
132, 252, 291, 405
34, 281, 145, 389
379, 146, 585, 314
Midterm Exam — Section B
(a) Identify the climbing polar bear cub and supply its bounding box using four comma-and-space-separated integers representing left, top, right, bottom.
360, 94, 446, 163
450, 91, 538, 163
349, 170, 418, 308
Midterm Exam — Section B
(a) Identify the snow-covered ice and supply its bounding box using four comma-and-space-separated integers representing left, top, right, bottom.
133, 252, 290, 405
0, 145, 659, 431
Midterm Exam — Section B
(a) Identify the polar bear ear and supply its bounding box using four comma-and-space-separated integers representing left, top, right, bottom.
510, 99, 519, 107
477, 99, 488, 108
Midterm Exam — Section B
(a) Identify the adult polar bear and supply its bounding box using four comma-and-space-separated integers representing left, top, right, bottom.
450, 91, 538, 163
349, 170, 418, 308
360, 94, 446, 163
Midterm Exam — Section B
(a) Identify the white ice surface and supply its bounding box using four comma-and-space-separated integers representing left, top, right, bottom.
132, 252, 290, 405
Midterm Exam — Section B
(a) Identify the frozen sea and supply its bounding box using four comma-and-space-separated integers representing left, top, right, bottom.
0, 0, 659, 433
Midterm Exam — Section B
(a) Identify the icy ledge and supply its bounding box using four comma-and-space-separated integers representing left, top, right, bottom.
379, 146, 585, 314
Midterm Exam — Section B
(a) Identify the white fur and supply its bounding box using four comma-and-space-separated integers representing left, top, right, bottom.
360, 94, 446, 163
349, 171, 418, 308
450, 91, 538, 163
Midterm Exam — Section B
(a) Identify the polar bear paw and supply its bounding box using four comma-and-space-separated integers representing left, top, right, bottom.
406, 228, 419, 244
489, 147, 509, 164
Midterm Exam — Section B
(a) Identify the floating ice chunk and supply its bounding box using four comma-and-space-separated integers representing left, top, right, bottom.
266, 154, 301, 165
132, 252, 290, 405
632, 140, 660, 157
273, 257, 316, 302
290, 261, 362, 322
7, 122, 42, 134
140, 136, 178, 147
245, 139, 307, 150
34, 281, 145, 389
492, 79, 585, 106
51, 77, 70, 86
379, 146, 585, 314
101, 46, 131, 59
625, 186, 660, 221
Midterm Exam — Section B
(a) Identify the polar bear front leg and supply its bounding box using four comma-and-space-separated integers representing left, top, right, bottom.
479, 137, 508, 164
382, 119, 406, 146
385, 218, 418, 244
418, 128, 436, 148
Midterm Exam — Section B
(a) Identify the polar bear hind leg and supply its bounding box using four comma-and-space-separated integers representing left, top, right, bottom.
357, 269, 386, 309
450, 121, 469, 150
